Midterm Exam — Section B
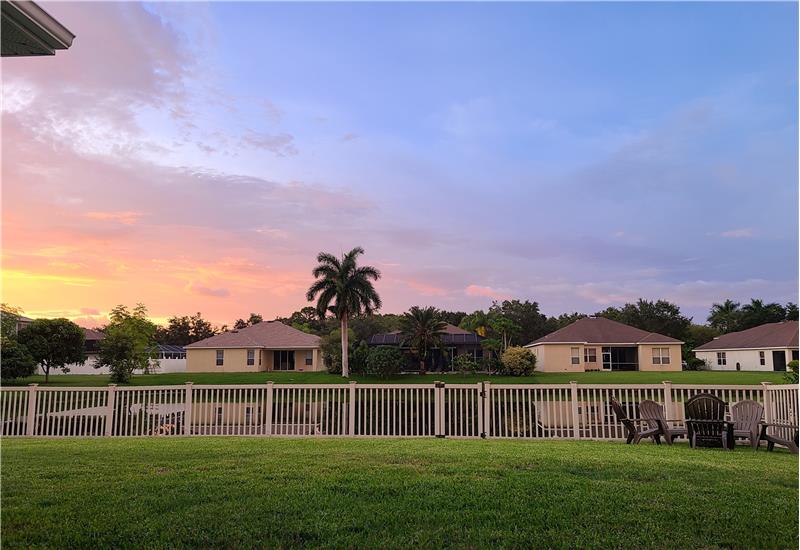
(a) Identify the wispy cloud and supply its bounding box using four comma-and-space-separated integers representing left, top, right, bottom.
719, 228, 754, 238
85, 211, 144, 225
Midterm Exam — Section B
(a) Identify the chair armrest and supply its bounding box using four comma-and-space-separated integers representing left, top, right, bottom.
760, 421, 799, 429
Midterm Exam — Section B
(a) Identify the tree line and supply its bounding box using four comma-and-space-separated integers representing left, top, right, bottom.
1, 245, 796, 382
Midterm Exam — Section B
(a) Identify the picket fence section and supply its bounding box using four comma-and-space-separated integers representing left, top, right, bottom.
1, 381, 796, 440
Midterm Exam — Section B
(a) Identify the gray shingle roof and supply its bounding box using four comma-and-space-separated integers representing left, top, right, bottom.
526, 317, 682, 346
185, 321, 321, 349
694, 321, 798, 351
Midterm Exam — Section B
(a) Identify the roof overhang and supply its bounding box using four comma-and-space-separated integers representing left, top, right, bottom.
526, 341, 683, 347
1, 0, 75, 56
186, 345, 320, 350
694, 346, 799, 353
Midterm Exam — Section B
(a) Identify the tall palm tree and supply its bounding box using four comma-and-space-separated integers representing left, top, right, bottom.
400, 306, 447, 374
306, 247, 381, 378
707, 299, 741, 334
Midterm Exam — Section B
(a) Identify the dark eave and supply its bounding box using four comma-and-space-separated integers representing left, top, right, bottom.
2, 1, 75, 57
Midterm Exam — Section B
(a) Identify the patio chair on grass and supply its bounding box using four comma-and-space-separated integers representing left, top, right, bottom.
685, 393, 734, 450
759, 422, 799, 454
730, 400, 763, 450
639, 400, 687, 445
610, 396, 661, 444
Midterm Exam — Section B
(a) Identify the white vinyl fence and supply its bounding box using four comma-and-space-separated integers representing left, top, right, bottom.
1, 381, 796, 440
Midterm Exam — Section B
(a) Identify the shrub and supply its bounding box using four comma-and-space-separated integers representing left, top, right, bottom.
349, 341, 371, 375
500, 346, 537, 376
452, 354, 479, 374
481, 356, 502, 374
0, 338, 37, 381
364, 346, 404, 378
785, 360, 799, 384
683, 357, 707, 371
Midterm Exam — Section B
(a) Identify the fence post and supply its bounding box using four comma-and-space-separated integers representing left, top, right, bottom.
105, 384, 117, 436
434, 381, 445, 438
183, 382, 193, 436
762, 382, 773, 424
662, 381, 673, 420
265, 382, 273, 436
26, 384, 38, 436
482, 381, 491, 438
348, 381, 357, 436
477, 382, 485, 438
570, 381, 580, 440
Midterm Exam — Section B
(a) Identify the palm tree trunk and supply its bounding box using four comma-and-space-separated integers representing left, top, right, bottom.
341, 316, 349, 378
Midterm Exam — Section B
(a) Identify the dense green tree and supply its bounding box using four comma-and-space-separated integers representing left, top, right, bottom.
707, 299, 741, 334
738, 299, 786, 331
306, 247, 382, 378
363, 346, 405, 378
438, 310, 467, 327
319, 328, 357, 374
95, 304, 157, 383
549, 312, 588, 331
0, 337, 37, 381
459, 310, 493, 337
683, 324, 720, 363
348, 313, 402, 343
595, 299, 691, 340
17, 318, 86, 383
500, 346, 537, 376
786, 303, 799, 321
491, 300, 549, 345
155, 312, 216, 346
399, 306, 447, 374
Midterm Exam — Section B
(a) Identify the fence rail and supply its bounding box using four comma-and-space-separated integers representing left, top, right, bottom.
1, 381, 796, 440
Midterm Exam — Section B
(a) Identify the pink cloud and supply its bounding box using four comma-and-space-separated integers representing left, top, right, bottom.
85, 211, 143, 225
465, 284, 512, 301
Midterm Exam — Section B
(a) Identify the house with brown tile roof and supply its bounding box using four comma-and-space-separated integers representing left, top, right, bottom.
524, 316, 683, 372
694, 321, 798, 372
185, 321, 323, 373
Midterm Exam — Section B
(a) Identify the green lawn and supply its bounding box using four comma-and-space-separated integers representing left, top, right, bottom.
7, 370, 788, 387
2, 438, 796, 548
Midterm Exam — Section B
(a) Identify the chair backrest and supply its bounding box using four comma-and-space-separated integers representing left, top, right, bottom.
685, 393, 727, 436
731, 400, 763, 431
610, 396, 627, 421
639, 400, 664, 431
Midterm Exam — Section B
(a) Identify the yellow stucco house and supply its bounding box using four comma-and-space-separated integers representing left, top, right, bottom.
524, 316, 683, 372
185, 321, 323, 373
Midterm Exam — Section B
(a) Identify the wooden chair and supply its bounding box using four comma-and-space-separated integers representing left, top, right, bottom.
759, 422, 799, 454
685, 393, 734, 450
730, 400, 763, 449
639, 400, 687, 445
610, 396, 661, 444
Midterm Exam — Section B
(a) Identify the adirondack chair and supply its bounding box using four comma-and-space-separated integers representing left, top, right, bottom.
685, 393, 734, 450
610, 396, 661, 444
639, 400, 687, 445
730, 400, 763, 449
759, 422, 799, 454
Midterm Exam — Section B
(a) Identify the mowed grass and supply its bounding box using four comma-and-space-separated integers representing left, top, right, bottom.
8, 369, 788, 387
2, 438, 797, 548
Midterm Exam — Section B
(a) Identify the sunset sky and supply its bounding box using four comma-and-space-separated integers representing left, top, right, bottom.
2, 2, 797, 329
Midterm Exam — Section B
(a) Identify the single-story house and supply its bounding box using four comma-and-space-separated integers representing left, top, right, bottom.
524, 316, 683, 372
185, 321, 322, 373
694, 321, 799, 372
368, 323, 484, 371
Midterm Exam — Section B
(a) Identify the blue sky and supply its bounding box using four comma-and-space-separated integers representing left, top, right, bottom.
3, 1, 797, 326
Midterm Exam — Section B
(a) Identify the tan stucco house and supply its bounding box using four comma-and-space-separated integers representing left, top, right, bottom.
185, 321, 323, 373
694, 321, 798, 372
524, 316, 683, 372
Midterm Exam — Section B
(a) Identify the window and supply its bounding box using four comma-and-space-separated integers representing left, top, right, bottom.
652, 348, 670, 365
584, 347, 597, 363
717, 352, 726, 366
245, 406, 253, 424
216, 350, 224, 366
305, 351, 313, 366
274, 350, 295, 371
759, 351, 765, 366
215, 407, 223, 424
571, 347, 580, 365
247, 349, 255, 366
